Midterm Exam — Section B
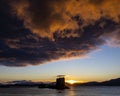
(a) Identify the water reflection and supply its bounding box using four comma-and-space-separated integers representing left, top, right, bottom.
56, 89, 65, 96
0, 86, 120, 96
55, 86, 75, 96
67, 86, 75, 96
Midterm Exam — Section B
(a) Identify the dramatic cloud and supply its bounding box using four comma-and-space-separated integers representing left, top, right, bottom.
10, 0, 120, 39
0, 0, 120, 67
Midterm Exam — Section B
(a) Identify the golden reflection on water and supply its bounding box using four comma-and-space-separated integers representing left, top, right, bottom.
55, 86, 76, 96
67, 86, 76, 96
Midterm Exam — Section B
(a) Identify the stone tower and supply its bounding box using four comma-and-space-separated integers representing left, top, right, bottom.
56, 75, 65, 89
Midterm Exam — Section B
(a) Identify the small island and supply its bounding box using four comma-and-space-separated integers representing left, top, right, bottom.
39, 75, 69, 89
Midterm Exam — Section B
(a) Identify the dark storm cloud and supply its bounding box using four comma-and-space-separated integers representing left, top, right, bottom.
10, 0, 69, 39
0, 0, 120, 67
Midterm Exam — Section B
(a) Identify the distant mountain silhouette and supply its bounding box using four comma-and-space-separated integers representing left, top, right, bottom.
0, 78, 120, 88
101, 78, 120, 86
0, 80, 42, 88
75, 78, 120, 86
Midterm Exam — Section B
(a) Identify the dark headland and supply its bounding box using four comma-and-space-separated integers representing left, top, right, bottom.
74, 78, 120, 86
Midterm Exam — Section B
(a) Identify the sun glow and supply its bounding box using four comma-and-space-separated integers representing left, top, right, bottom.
66, 80, 78, 84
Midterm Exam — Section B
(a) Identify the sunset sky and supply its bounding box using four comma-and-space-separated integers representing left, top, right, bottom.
0, 0, 120, 83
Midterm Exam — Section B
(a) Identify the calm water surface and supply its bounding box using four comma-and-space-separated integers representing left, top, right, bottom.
0, 86, 120, 96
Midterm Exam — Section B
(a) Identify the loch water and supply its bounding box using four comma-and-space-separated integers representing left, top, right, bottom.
0, 86, 120, 96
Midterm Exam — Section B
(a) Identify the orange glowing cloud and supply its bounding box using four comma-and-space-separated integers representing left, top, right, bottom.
10, 0, 120, 40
